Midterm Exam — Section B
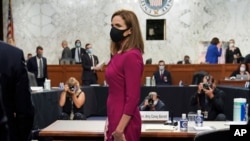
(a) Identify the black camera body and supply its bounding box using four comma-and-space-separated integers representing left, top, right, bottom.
203, 83, 210, 90
147, 95, 154, 106
69, 85, 75, 91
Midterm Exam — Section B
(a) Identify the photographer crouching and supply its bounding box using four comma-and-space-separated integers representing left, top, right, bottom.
58, 77, 86, 120
188, 75, 226, 121
139, 91, 166, 111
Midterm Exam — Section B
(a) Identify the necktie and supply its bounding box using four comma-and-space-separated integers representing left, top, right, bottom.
160, 71, 163, 79
78, 48, 81, 62
90, 55, 94, 66
39, 58, 44, 78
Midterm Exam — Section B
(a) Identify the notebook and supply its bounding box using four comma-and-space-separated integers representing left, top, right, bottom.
236, 74, 249, 80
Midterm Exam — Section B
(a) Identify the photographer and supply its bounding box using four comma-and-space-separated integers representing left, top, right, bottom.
139, 92, 166, 111
58, 77, 86, 120
188, 75, 226, 121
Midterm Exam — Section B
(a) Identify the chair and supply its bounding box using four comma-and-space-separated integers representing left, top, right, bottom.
194, 129, 230, 141
192, 71, 208, 85
145, 58, 152, 64
28, 71, 38, 86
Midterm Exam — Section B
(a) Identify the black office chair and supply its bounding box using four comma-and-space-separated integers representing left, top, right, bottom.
145, 58, 152, 64
194, 129, 230, 141
192, 71, 209, 85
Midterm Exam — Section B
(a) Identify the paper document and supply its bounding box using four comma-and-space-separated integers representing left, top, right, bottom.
30, 86, 43, 92
145, 124, 177, 131
193, 126, 214, 131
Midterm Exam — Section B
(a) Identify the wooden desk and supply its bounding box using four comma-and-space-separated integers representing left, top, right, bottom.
39, 120, 229, 141
47, 64, 250, 87
218, 79, 248, 86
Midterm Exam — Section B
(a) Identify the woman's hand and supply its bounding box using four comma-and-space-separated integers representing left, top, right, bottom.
112, 130, 126, 141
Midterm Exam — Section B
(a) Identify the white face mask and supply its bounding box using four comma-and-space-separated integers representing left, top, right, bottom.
159, 66, 164, 71
240, 67, 246, 72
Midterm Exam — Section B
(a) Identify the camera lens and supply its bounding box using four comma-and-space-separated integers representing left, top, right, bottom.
69, 85, 75, 91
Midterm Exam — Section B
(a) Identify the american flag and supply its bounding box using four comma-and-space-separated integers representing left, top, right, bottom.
7, 0, 14, 40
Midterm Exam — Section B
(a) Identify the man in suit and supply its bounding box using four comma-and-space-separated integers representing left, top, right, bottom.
0, 41, 34, 141
177, 55, 191, 64
61, 40, 72, 59
27, 46, 48, 87
139, 91, 166, 111
153, 60, 172, 85
71, 39, 86, 64
81, 43, 102, 85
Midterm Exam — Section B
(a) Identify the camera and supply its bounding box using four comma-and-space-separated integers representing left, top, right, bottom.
147, 95, 154, 106
203, 83, 210, 90
69, 85, 75, 91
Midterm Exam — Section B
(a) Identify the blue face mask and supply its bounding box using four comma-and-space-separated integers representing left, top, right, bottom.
86, 48, 92, 54
76, 43, 81, 47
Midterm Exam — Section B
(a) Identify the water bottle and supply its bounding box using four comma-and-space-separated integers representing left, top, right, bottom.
195, 110, 203, 127
180, 113, 188, 131
179, 80, 183, 86
151, 76, 156, 86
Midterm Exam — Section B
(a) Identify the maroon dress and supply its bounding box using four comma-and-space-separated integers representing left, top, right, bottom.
105, 48, 143, 141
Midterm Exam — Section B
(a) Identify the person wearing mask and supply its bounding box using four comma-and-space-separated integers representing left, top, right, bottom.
81, 43, 102, 86
177, 55, 191, 64
205, 37, 222, 64
27, 46, 48, 87
58, 77, 86, 120
225, 39, 243, 64
229, 62, 250, 80
139, 92, 166, 111
0, 41, 34, 141
153, 60, 172, 85
71, 39, 86, 64
188, 75, 226, 121
104, 9, 144, 141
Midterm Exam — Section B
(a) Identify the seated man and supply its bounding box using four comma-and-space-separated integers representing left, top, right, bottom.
153, 60, 172, 85
58, 77, 86, 120
139, 91, 166, 111
188, 75, 226, 121
177, 55, 191, 64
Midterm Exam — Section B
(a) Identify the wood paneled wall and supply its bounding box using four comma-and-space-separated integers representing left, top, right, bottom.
47, 64, 249, 87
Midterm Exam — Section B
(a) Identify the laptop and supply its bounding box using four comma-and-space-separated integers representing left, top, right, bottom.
236, 74, 249, 80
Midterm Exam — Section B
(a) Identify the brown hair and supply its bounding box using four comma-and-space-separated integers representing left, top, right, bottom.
210, 37, 220, 45
110, 9, 144, 55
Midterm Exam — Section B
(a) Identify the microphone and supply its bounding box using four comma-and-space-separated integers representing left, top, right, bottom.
164, 112, 178, 126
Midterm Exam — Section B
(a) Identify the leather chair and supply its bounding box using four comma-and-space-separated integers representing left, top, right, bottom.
192, 71, 208, 85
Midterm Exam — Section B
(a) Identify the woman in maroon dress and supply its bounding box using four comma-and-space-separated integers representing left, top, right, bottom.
104, 9, 144, 141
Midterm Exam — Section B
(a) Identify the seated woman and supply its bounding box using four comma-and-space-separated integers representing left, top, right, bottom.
58, 77, 86, 120
229, 62, 250, 80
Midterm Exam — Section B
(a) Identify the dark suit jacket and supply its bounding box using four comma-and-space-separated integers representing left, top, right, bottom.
71, 47, 86, 63
0, 77, 9, 141
61, 46, 72, 59
27, 56, 48, 79
81, 53, 99, 85
153, 70, 172, 85
0, 41, 34, 141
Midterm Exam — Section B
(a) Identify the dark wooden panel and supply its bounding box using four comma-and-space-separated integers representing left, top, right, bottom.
47, 64, 250, 87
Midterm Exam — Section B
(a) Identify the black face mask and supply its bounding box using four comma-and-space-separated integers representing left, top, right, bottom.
110, 27, 128, 42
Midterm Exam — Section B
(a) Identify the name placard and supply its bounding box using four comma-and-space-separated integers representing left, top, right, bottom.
140, 111, 169, 121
